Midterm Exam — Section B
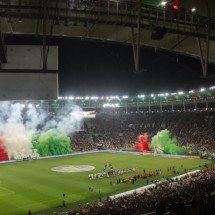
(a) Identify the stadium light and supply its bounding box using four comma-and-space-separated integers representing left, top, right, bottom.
171, 93, 177, 95
91, 96, 99, 100
161, 1, 167, 6
178, 91, 184, 95
110, 96, 119, 100
103, 103, 119, 108
209, 86, 215, 90
75, 97, 84, 100
191, 8, 196, 12
122, 96, 128, 99
69, 96, 74, 100
85, 97, 90, 100
158, 93, 164, 97
200, 88, 205, 92
28, 104, 33, 108
189, 90, 195, 94
151, 94, 154, 97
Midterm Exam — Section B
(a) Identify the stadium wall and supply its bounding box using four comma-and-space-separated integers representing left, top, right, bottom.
0, 150, 198, 164
0, 73, 58, 100
1, 45, 58, 70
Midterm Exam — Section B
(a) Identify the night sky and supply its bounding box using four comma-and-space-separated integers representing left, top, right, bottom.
5, 35, 215, 96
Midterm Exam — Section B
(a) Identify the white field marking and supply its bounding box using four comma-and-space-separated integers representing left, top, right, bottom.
51, 165, 95, 173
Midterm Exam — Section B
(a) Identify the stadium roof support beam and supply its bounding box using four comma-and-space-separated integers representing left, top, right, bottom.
0, 31, 7, 64
204, 22, 211, 78
131, 0, 141, 74
42, 0, 48, 71
197, 10, 212, 78
200, 0, 211, 78
35, 0, 42, 36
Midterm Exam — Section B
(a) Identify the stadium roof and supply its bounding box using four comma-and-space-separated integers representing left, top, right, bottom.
0, 0, 215, 73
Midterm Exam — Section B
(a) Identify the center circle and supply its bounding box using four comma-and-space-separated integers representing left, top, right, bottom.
51, 165, 95, 173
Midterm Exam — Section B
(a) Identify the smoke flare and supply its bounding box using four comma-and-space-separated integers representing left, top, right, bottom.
0, 102, 83, 161
150, 129, 187, 155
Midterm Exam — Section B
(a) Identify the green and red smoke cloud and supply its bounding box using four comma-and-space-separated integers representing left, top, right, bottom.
0, 102, 83, 161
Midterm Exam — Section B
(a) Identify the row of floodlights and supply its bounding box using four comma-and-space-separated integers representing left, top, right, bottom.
161, 1, 196, 12
58, 87, 215, 101
1, 103, 40, 108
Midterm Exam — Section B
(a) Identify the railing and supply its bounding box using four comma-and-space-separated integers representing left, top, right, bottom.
0, 0, 214, 39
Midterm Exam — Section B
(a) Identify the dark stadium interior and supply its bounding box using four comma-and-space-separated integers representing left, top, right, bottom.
5, 35, 215, 96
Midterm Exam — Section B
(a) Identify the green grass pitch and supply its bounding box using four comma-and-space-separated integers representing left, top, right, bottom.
0, 152, 212, 215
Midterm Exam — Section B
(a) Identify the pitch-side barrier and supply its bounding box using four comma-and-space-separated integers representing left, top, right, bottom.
109, 169, 200, 200
0, 150, 200, 165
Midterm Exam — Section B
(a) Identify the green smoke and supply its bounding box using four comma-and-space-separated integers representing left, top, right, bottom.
32, 130, 72, 156
150, 129, 187, 155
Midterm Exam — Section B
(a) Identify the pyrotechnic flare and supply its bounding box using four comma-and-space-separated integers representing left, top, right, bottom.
135, 133, 150, 152
150, 129, 187, 155
32, 130, 72, 156
0, 138, 9, 161
0, 102, 83, 161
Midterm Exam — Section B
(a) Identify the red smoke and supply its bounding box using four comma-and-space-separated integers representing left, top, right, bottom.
135, 133, 149, 152
0, 138, 9, 161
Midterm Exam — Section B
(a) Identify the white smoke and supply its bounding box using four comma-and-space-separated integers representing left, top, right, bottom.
0, 102, 83, 160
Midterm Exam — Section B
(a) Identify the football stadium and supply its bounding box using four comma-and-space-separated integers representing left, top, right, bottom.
0, 1, 215, 215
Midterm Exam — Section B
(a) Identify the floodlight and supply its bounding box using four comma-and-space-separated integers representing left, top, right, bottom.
28, 104, 33, 108
189, 90, 195, 93
191, 8, 196, 12
158, 93, 164, 97
200, 88, 205, 92
161, 1, 167, 6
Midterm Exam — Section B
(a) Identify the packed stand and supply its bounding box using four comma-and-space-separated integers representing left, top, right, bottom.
61, 167, 215, 215
89, 111, 215, 154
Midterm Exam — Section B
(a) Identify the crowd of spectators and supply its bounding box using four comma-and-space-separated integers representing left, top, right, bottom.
72, 134, 95, 152
58, 167, 215, 215
72, 111, 215, 155
57, 111, 215, 215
